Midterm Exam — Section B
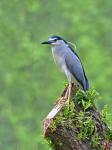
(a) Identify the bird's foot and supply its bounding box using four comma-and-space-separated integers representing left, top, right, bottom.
55, 97, 67, 105
55, 83, 72, 110
55, 98, 60, 105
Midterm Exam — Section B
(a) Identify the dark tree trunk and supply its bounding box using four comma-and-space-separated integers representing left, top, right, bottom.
43, 84, 112, 150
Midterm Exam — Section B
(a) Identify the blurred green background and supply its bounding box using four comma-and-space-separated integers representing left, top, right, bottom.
0, 0, 112, 149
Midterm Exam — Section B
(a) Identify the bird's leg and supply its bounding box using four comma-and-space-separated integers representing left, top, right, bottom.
64, 85, 69, 99
67, 82, 72, 110
55, 83, 72, 108
55, 85, 69, 105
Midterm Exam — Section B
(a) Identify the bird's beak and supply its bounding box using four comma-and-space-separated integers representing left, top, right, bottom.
41, 40, 52, 44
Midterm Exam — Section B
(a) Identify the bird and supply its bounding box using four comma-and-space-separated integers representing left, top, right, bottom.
41, 35, 89, 106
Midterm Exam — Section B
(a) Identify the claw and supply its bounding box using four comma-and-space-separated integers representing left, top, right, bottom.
55, 83, 72, 110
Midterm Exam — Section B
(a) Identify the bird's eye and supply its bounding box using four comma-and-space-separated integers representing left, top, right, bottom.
54, 39, 57, 42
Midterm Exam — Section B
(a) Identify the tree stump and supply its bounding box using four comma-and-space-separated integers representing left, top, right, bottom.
43, 84, 112, 150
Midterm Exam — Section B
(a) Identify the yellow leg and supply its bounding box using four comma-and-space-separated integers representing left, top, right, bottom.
67, 83, 72, 110
64, 86, 69, 99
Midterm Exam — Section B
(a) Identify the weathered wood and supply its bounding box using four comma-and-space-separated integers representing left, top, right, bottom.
43, 84, 112, 150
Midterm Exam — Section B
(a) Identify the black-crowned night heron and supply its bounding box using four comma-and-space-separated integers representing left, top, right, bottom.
41, 36, 89, 106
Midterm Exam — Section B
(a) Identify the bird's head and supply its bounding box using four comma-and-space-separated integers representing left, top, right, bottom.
41, 36, 67, 46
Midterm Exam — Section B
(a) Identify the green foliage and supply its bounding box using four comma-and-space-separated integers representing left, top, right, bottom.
91, 133, 101, 149
63, 101, 75, 129
51, 114, 63, 132
75, 89, 101, 148
0, 0, 111, 149
45, 137, 55, 150
76, 111, 95, 140
101, 105, 112, 140
63, 100, 75, 119
51, 100, 75, 131
76, 111, 102, 149
102, 105, 112, 126
76, 88, 98, 111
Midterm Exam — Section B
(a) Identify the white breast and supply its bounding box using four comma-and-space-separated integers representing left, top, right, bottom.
52, 47, 66, 73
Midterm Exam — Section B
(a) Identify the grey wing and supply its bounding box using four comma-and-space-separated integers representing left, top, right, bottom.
65, 50, 89, 91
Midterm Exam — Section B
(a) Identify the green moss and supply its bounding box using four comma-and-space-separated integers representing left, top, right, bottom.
50, 113, 64, 132
76, 111, 95, 140
50, 100, 75, 131
91, 133, 102, 149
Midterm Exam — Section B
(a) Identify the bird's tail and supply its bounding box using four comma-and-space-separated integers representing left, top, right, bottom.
85, 80, 89, 90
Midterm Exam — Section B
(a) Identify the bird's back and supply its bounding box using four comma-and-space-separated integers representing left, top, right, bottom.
65, 45, 89, 90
